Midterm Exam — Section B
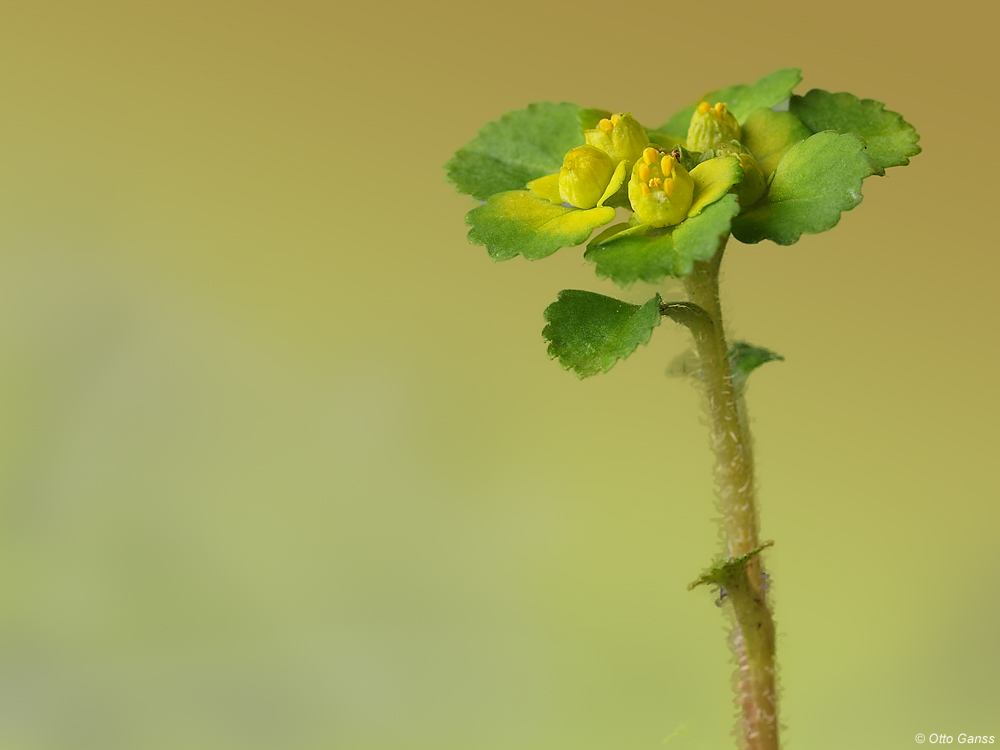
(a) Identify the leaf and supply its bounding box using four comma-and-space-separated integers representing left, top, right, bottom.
731, 132, 878, 245
652, 68, 803, 142
740, 107, 813, 177
715, 68, 804, 122
688, 541, 774, 591
728, 341, 784, 389
446, 103, 584, 201
543, 290, 662, 378
689, 156, 743, 216
466, 191, 615, 261
648, 111, 696, 146
584, 195, 740, 285
672, 195, 741, 267
789, 89, 921, 171
584, 223, 674, 286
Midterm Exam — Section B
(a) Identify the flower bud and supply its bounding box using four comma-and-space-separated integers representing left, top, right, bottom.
715, 142, 767, 206
687, 101, 741, 152
628, 147, 694, 227
584, 112, 650, 170
558, 145, 617, 208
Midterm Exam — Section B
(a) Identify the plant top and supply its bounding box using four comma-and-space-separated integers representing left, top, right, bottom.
445, 68, 919, 378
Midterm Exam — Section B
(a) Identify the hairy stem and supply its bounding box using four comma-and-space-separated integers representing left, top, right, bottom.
681, 242, 779, 750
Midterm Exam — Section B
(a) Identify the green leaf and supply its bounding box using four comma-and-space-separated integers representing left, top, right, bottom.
689, 156, 743, 216
728, 341, 784, 389
543, 290, 662, 378
652, 68, 803, 141
740, 107, 813, 177
731, 132, 878, 245
466, 191, 615, 261
648, 111, 695, 145
688, 541, 774, 591
672, 195, 741, 268
584, 195, 740, 285
789, 89, 921, 171
446, 103, 584, 201
716, 68, 804, 122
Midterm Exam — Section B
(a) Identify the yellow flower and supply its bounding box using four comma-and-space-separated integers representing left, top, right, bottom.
627, 148, 694, 227
558, 145, 618, 209
584, 113, 650, 171
687, 101, 741, 151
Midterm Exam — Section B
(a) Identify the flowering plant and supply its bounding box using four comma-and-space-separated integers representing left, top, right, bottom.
446, 68, 918, 749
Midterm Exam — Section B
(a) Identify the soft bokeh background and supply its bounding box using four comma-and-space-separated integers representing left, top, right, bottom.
0, 1, 996, 748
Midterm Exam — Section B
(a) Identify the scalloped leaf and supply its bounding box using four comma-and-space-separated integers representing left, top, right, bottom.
651, 68, 803, 142
731, 132, 877, 245
466, 191, 615, 261
446, 103, 584, 201
584, 195, 740, 286
729, 341, 784, 389
543, 290, 661, 378
740, 107, 813, 177
790, 89, 920, 171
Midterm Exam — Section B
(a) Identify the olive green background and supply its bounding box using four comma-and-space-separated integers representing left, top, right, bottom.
0, 1, 996, 748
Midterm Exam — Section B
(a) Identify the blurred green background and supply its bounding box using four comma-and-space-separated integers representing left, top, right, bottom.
0, 1, 997, 748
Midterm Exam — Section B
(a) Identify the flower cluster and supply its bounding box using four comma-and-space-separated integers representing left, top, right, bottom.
447, 69, 920, 285
526, 105, 749, 230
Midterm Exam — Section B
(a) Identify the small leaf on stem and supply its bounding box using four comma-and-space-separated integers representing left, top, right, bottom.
543, 290, 662, 378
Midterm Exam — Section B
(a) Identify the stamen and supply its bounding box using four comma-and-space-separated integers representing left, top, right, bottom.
599, 118, 614, 134
611, 113, 621, 126
640, 183, 651, 195
638, 163, 650, 182
697, 101, 711, 115
714, 102, 725, 114
642, 147, 658, 165
664, 177, 675, 195
661, 156, 673, 176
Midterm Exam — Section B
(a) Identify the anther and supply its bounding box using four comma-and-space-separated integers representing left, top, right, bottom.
660, 156, 673, 176
611, 113, 621, 125
640, 183, 651, 195
599, 118, 614, 134
638, 163, 650, 182
697, 101, 711, 115
642, 147, 658, 165
664, 177, 675, 195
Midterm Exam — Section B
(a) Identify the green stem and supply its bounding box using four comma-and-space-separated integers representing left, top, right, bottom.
681, 241, 779, 750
